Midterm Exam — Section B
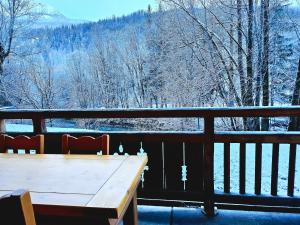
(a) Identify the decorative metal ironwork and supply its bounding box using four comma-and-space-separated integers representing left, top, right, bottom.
182, 142, 187, 190
113, 142, 148, 187
114, 143, 128, 156
137, 142, 149, 188
119, 144, 124, 153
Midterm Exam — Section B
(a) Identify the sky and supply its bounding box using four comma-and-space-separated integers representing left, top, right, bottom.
37, 0, 157, 21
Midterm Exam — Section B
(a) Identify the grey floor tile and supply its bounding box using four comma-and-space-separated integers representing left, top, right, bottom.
172, 207, 300, 225
172, 207, 203, 225
138, 206, 171, 225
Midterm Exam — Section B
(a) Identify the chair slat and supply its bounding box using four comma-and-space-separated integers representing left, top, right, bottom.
0, 135, 44, 154
62, 134, 110, 155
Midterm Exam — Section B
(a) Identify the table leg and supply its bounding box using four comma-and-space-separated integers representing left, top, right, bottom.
123, 192, 138, 225
97, 218, 112, 225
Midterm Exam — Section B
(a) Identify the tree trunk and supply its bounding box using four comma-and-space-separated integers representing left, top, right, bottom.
229, 0, 235, 107
0, 43, 5, 76
261, 0, 270, 131
237, 0, 250, 130
255, 0, 264, 107
245, 0, 255, 130
237, 0, 246, 105
254, 0, 264, 130
246, 0, 254, 107
0, 43, 9, 106
288, 59, 300, 131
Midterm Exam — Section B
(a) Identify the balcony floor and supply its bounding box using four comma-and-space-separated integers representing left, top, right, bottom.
137, 206, 300, 225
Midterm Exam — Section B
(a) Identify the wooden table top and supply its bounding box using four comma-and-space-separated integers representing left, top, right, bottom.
0, 154, 148, 218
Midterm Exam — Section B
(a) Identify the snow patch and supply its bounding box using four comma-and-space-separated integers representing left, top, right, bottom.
6, 123, 96, 133
214, 143, 300, 196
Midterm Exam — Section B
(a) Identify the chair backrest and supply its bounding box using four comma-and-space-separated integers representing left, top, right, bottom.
62, 134, 109, 155
0, 190, 36, 225
0, 135, 44, 154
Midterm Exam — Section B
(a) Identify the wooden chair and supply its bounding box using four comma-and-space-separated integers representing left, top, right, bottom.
0, 135, 44, 154
0, 190, 36, 225
62, 134, 109, 155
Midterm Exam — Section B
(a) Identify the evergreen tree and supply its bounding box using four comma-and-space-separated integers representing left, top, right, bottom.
146, 4, 168, 107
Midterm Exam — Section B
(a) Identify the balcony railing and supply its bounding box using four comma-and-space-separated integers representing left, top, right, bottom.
1, 107, 300, 216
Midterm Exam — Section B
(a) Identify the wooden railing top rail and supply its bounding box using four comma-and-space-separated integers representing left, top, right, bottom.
1, 106, 300, 119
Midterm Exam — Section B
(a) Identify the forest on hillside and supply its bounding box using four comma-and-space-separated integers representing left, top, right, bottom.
0, 0, 300, 131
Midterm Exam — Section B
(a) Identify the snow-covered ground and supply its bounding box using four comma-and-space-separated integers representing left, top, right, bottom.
214, 143, 300, 196
6, 123, 97, 133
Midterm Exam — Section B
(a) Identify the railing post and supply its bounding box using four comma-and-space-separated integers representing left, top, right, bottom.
0, 119, 6, 133
32, 117, 47, 134
202, 116, 216, 216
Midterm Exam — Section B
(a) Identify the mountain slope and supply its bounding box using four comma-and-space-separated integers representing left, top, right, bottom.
35, 3, 89, 28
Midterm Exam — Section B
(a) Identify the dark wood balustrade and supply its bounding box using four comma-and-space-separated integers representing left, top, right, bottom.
1, 107, 300, 216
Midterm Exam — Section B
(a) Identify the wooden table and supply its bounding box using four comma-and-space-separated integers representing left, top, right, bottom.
0, 154, 148, 225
